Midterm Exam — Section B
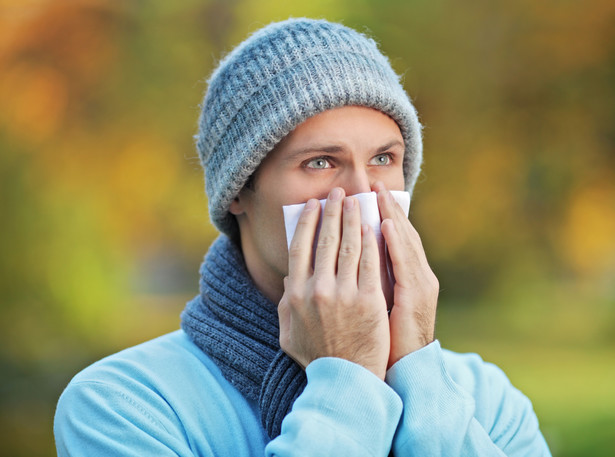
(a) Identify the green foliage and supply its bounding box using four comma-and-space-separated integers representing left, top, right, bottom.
1, 0, 614, 455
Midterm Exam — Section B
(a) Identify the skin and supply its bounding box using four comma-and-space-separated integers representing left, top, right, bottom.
230, 106, 439, 381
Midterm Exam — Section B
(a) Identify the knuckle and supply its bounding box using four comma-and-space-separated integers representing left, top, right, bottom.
311, 282, 333, 304
286, 288, 304, 305
414, 275, 439, 306
429, 273, 439, 291
360, 257, 377, 275
361, 283, 380, 296
422, 270, 439, 292
317, 232, 337, 249
282, 281, 304, 305
288, 240, 304, 259
297, 210, 316, 225
338, 242, 356, 259
289, 235, 302, 249
323, 203, 339, 218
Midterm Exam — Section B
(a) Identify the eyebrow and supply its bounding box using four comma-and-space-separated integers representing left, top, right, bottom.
287, 140, 404, 160
376, 140, 404, 153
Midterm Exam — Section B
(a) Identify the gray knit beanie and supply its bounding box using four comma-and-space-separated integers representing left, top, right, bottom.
197, 18, 423, 236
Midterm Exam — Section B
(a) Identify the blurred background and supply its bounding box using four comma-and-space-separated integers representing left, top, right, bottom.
1, 0, 614, 455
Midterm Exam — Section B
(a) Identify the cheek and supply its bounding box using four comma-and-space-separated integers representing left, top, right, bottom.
280, 176, 332, 205
378, 166, 405, 191
254, 193, 290, 255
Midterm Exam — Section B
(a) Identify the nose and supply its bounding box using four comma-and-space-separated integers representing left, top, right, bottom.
339, 168, 372, 196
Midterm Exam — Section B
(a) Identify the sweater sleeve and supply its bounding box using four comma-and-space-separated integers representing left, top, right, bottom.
265, 357, 403, 457
386, 340, 552, 456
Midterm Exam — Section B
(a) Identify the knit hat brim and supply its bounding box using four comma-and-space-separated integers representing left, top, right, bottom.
197, 19, 423, 237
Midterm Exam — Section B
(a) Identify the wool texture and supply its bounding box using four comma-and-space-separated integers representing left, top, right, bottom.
180, 236, 305, 439
196, 18, 423, 237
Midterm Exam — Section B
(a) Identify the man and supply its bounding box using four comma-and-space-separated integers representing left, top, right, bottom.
54, 18, 552, 456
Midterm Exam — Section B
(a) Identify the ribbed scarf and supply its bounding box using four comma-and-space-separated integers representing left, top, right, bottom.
180, 235, 306, 439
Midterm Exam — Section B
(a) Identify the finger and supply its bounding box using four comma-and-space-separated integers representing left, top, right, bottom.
380, 218, 404, 282
377, 186, 406, 224
358, 224, 382, 292
313, 187, 344, 276
374, 183, 413, 243
337, 196, 362, 284
288, 198, 320, 281
376, 184, 425, 264
381, 218, 428, 287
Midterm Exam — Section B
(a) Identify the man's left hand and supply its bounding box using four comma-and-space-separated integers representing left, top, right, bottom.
374, 181, 439, 368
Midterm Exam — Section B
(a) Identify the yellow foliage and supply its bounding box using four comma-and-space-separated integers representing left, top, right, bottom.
0, 0, 123, 142
0, 62, 68, 141
232, 0, 347, 41
113, 136, 180, 206
561, 181, 615, 274
417, 139, 522, 257
102, 136, 182, 246
524, 0, 615, 72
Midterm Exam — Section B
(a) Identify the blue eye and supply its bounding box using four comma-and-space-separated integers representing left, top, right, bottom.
306, 157, 331, 169
371, 153, 391, 166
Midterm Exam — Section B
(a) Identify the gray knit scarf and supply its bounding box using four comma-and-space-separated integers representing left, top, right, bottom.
180, 235, 306, 439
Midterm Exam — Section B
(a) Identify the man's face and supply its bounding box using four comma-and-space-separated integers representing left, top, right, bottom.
230, 106, 406, 303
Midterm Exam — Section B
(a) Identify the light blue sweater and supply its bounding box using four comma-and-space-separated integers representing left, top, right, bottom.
54, 330, 550, 456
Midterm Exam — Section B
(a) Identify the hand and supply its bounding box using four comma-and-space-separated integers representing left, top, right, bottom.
278, 187, 391, 380
373, 182, 439, 368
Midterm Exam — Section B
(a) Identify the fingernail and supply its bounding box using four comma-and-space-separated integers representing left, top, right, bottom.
329, 187, 343, 201
305, 199, 318, 210
343, 197, 355, 211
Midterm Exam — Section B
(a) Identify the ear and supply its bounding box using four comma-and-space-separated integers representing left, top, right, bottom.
229, 193, 246, 216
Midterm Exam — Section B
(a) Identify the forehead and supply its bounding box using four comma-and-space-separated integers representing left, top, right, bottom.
269, 106, 403, 159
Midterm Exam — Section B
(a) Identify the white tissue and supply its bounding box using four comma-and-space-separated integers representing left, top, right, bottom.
283, 191, 410, 307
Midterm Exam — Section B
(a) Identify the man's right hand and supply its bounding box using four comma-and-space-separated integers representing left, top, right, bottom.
278, 187, 391, 380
